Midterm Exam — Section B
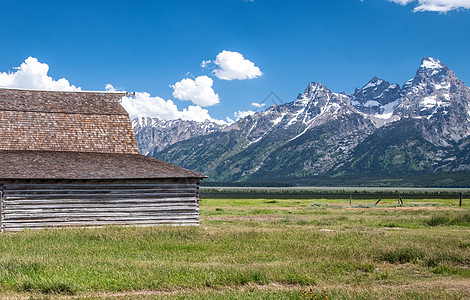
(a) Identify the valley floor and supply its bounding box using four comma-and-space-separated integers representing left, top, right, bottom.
0, 197, 469, 299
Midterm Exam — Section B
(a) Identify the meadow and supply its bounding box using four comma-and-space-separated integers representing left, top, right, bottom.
0, 193, 469, 299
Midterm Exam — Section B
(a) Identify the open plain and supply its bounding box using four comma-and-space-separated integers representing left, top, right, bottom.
0, 193, 469, 299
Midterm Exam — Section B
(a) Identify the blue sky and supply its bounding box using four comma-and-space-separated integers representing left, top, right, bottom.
0, 0, 469, 123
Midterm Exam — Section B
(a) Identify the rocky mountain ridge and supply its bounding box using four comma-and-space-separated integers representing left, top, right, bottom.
139, 57, 470, 186
350, 76, 401, 117
132, 117, 226, 155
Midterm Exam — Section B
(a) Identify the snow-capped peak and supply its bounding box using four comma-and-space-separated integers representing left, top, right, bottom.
350, 76, 401, 119
420, 57, 445, 70
361, 76, 384, 90
295, 82, 331, 104
413, 57, 450, 81
304, 82, 328, 94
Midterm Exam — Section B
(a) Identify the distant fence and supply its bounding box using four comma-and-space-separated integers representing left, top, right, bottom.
200, 187, 470, 200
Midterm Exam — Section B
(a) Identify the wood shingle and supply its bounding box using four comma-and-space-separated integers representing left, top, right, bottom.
0, 88, 139, 154
0, 150, 204, 179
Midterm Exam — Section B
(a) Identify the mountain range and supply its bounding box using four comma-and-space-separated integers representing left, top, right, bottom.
133, 118, 226, 155
134, 57, 470, 187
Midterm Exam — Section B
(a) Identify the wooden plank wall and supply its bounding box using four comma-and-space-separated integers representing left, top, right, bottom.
0, 179, 200, 232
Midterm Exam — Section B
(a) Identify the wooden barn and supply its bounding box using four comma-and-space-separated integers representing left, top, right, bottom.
0, 88, 204, 231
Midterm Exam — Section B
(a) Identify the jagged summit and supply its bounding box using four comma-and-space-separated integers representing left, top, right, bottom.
412, 56, 451, 84
420, 57, 446, 70
392, 57, 470, 145
307, 81, 328, 90
298, 82, 330, 99
398, 57, 461, 116
350, 76, 400, 117
363, 76, 383, 87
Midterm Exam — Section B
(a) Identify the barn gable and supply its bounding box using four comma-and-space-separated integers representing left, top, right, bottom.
0, 88, 138, 154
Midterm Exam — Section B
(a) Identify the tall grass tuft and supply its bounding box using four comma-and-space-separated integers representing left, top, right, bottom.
377, 247, 424, 264
426, 212, 470, 226
18, 280, 76, 295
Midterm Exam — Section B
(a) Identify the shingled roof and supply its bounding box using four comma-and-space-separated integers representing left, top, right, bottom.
0, 88, 138, 154
0, 150, 204, 179
0, 88, 128, 115
0, 88, 205, 180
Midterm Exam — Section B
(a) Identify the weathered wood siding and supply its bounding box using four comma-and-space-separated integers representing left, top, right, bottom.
0, 179, 200, 232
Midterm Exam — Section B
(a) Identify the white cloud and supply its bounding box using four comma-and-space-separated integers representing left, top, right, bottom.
389, 0, 413, 4
0, 58, 231, 124
105, 83, 126, 92
105, 83, 117, 91
121, 92, 227, 125
200, 60, 211, 68
388, 0, 470, 12
0, 57, 80, 91
171, 75, 220, 107
234, 110, 256, 120
251, 102, 265, 108
204, 50, 263, 81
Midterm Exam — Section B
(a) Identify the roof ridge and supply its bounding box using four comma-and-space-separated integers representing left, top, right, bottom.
0, 88, 128, 115
0, 87, 127, 94
0, 108, 128, 116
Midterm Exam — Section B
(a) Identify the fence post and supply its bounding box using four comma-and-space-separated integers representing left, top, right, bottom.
349, 193, 352, 205
398, 194, 404, 206
459, 192, 463, 207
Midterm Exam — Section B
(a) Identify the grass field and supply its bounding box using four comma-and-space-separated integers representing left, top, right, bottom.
0, 196, 469, 299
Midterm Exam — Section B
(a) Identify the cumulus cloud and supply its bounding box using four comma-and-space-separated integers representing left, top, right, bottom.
203, 50, 263, 81
251, 102, 265, 108
388, 0, 470, 12
0, 58, 229, 124
105, 83, 127, 92
171, 75, 220, 107
234, 110, 256, 120
0, 57, 80, 91
121, 92, 227, 125
105, 83, 117, 91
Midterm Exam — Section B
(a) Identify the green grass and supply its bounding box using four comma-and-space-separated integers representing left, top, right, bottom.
0, 197, 469, 299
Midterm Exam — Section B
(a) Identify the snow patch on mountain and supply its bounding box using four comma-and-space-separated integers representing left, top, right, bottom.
420, 57, 444, 70
362, 78, 384, 90
132, 117, 226, 155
